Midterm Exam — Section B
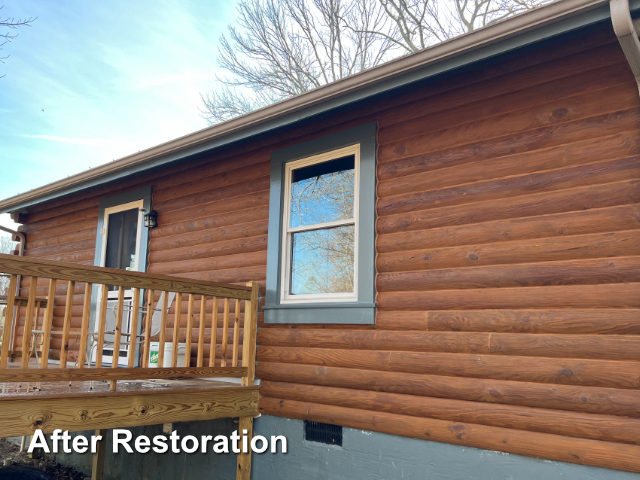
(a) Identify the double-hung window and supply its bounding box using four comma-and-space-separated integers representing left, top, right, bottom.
282, 146, 359, 303
265, 123, 376, 324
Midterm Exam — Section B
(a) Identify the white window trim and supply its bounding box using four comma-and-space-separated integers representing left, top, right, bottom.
280, 144, 361, 304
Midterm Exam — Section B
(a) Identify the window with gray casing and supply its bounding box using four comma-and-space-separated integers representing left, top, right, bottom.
264, 122, 376, 324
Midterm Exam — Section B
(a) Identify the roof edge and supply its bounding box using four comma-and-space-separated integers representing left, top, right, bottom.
0, 0, 627, 214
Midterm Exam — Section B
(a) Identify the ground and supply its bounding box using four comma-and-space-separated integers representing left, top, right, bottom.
0, 439, 85, 480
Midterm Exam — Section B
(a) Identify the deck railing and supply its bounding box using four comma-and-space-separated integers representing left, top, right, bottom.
0, 254, 259, 391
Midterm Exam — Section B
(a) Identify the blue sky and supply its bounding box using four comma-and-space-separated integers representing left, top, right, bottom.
0, 0, 236, 230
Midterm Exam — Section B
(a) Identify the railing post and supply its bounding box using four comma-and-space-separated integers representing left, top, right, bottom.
241, 282, 259, 387
237, 282, 259, 480
0, 274, 17, 368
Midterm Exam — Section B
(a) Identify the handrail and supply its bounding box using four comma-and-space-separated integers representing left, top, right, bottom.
0, 254, 251, 300
0, 366, 247, 384
0, 254, 260, 391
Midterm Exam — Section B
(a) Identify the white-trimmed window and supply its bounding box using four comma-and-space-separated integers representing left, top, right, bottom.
280, 145, 360, 304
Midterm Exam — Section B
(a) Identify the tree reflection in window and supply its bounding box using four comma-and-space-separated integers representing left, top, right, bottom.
287, 155, 356, 296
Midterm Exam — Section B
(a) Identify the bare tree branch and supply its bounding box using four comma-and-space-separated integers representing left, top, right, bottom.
200, 0, 553, 124
200, 0, 396, 124
0, 5, 36, 76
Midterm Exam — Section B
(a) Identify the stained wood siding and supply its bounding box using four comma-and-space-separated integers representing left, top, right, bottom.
11, 26, 640, 471
257, 27, 640, 473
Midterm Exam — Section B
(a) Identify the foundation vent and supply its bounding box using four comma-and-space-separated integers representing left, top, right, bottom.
304, 421, 343, 446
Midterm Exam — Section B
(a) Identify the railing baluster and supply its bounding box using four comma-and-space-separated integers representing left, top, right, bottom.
110, 286, 125, 391
8, 298, 20, 356
95, 285, 109, 368
185, 294, 194, 367
197, 295, 206, 367
142, 289, 153, 368
77, 283, 93, 368
221, 298, 230, 367
0, 274, 17, 368
158, 291, 168, 368
34, 301, 42, 332
172, 292, 182, 368
232, 299, 240, 367
209, 297, 218, 367
128, 288, 141, 368
59, 280, 75, 369
20, 276, 38, 368
39, 279, 57, 369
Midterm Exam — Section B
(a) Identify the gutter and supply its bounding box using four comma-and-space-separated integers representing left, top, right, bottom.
0, 0, 629, 213
611, 0, 640, 93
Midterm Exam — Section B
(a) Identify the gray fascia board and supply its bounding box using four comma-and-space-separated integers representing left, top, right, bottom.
3, 0, 638, 213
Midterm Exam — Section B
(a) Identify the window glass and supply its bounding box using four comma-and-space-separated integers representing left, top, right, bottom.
289, 156, 355, 228
290, 225, 355, 295
105, 208, 139, 272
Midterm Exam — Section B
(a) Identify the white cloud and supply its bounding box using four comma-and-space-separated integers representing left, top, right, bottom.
21, 134, 142, 148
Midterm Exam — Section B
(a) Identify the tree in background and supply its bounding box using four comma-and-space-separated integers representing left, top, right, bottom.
201, 0, 552, 124
201, 0, 395, 123
370, 0, 550, 52
0, 5, 36, 77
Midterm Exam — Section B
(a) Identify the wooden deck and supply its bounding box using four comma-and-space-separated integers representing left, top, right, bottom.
0, 254, 260, 479
0, 378, 259, 437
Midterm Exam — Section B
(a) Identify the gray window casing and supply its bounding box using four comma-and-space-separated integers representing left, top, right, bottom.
93, 186, 153, 273
264, 122, 377, 324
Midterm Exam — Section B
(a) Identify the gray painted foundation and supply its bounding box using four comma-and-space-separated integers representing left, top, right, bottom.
252, 415, 638, 480
17, 415, 639, 479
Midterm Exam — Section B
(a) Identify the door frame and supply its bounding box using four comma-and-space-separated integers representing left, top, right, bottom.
99, 199, 144, 274
89, 186, 153, 366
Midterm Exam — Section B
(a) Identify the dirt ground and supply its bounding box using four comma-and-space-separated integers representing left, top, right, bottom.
0, 439, 86, 480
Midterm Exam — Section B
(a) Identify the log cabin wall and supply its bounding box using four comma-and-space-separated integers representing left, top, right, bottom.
10, 24, 640, 471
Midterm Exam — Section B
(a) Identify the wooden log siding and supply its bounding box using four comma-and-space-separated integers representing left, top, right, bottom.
11, 27, 640, 472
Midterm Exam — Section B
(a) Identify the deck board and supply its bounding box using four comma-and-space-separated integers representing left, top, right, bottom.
0, 378, 259, 437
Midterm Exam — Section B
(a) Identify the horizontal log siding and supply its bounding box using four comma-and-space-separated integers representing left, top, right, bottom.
12, 27, 640, 471
14, 149, 271, 363
258, 27, 640, 473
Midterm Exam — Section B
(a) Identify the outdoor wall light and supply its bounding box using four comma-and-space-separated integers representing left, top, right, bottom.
144, 210, 158, 228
